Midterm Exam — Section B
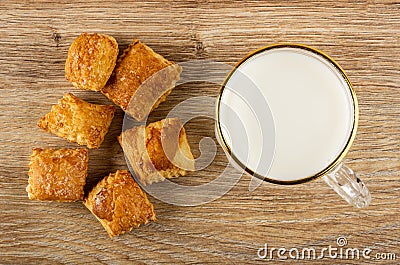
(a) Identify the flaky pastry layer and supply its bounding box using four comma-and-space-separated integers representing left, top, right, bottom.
102, 39, 181, 121
38, 93, 115, 148
119, 118, 195, 185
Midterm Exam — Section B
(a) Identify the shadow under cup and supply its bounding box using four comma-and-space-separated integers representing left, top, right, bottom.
216, 43, 371, 208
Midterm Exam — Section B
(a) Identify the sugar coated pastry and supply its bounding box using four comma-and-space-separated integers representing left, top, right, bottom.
27, 148, 88, 202
84, 170, 156, 237
119, 118, 195, 185
65, 33, 118, 91
102, 39, 182, 121
38, 93, 115, 149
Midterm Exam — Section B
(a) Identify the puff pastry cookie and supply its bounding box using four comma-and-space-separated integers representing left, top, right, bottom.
101, 39, 182, 121
27, 148, 88, 201
65, 33, 118, 91
119, 118, 195, 185
84, 170, 156, 237
38, 93, 115, 149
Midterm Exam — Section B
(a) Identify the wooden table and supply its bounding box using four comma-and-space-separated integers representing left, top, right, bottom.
1, 1, 399, 264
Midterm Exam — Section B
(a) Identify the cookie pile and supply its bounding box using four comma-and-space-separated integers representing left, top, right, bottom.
27, 33, 194, 237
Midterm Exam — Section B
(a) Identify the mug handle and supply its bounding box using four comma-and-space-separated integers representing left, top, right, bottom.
323, 162, 371, 208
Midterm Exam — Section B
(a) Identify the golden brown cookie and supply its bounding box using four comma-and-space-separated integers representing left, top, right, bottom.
26, 148, 88, 202
38, 93, 115, 149
65, 33, 118, 91
84, 170, 156, 237
118, 118, 195, 185
101, 39, 182, 121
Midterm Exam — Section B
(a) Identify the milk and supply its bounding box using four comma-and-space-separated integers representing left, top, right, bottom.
218, 47, 355, 182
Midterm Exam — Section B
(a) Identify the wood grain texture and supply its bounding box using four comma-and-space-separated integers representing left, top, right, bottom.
0, 1, 399, 264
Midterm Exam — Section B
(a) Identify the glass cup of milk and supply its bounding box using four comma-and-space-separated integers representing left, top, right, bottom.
216, 44, 371, 208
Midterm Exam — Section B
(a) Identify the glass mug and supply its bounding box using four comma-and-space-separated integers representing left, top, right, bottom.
215, 43, 371, 208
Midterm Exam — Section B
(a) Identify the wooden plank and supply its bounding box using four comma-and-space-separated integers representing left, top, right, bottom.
0, 1, 399, 264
